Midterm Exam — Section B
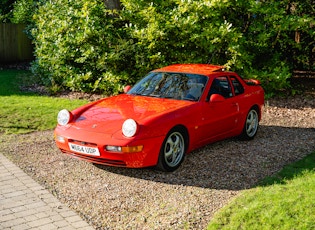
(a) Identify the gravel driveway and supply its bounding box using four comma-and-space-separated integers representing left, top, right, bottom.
1, 95, 314, 229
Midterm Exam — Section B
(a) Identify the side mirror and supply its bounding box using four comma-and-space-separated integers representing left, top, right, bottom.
210, 94, 225, 102
123, 85, 132, 93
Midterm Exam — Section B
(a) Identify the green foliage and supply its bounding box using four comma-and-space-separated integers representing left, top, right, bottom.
0, 0, 14, 22
121, 0, 243, 70
243, 61, 292, 98
31, 0, 133, 95
11, 0, 35, 24
0, 0, 37, 23
244, 0, 315, 72
31, 0, 315, 95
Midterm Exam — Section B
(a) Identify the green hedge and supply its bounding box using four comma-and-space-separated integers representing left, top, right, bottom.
31, 0, 315, 96
31, 0, 135, 94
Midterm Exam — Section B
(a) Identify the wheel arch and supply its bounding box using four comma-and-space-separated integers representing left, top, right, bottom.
251, 104, 262, 121
156, 124, 189, 172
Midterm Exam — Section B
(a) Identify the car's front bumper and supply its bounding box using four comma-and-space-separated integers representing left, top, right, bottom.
54, 127, 164, 168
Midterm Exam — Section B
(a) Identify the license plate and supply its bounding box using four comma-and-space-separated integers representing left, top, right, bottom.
69, 143, 100, 156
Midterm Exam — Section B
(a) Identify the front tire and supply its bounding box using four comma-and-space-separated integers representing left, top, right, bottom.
157, 128, 186, 172
241, 108, 259, 140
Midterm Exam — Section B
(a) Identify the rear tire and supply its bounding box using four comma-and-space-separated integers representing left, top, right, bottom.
157, 128, 186, 172
240, 108, 259, 140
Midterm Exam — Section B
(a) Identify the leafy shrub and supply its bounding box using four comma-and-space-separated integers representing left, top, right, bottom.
31, 0, 314, 96
32, 0, 134, 95
0, 0, 14, 22
11, 0, 35, 24
121, 0, 244, 70
243, 61, 292, 98
120, 0, 307, 95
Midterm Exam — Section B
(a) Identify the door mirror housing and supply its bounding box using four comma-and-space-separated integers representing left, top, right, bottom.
210, 94, 225, 103
123, 85, 132, 93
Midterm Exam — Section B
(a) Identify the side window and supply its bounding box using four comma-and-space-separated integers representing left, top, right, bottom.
207, 76, 233, 100
230, 76, 244, 96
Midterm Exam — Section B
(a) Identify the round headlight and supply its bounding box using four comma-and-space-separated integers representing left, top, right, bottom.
122, 119, 138, 137
57, 109, 72, 126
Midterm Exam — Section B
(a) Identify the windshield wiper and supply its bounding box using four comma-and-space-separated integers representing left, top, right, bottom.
148, 94, 161, 98
183, 98, 196, 101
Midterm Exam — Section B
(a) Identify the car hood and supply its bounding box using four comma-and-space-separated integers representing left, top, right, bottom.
70, 94, 193, 133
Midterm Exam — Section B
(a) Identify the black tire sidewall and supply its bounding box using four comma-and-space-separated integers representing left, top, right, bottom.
157, 128, 186, 172
241, 108, 259, 140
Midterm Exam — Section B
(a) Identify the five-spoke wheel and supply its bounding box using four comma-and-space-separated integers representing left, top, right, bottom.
241, 108, 259, 140
157, 128, 186, 172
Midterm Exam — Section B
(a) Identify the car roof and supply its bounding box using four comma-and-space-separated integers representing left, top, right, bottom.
153, 64, 226, 76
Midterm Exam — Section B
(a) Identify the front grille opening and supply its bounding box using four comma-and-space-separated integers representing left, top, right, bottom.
68, 139, 97, 147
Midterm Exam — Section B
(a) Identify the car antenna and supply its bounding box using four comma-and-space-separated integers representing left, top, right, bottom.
207, 50, 217, 64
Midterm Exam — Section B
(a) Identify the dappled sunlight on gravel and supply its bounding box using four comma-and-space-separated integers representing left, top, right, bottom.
1, 95, 314, 229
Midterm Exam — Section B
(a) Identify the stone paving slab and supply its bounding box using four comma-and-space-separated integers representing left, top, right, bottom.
0, 153, 94, 230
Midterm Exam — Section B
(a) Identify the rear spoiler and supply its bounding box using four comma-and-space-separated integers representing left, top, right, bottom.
244, 79, 261, 86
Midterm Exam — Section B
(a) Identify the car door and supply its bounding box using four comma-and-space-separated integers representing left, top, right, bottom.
199, 76, 240, 144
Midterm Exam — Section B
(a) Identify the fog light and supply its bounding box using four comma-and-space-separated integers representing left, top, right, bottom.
105, 146, 122, 152
55, 135, 65, 143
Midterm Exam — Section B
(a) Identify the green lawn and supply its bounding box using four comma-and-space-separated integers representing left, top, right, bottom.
0, 70, 87, 134
208, 152, 315, 230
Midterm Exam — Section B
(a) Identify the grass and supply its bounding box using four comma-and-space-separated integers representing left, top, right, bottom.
208, 152, 315, 230
0, 70, 87, 134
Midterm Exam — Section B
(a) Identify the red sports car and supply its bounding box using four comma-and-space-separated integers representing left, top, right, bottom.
54, 64, 264, 171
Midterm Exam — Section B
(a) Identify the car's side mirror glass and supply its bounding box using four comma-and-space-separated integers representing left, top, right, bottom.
209, 94, 225, 102
124, 85, 132, 93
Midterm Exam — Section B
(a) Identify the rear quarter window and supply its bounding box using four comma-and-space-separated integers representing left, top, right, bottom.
230, 76, 244, 96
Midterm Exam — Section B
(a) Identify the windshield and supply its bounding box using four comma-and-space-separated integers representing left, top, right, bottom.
128, 72, 208, 101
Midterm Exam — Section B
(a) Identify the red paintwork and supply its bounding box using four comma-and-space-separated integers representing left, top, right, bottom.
54, 64, 264, 168
154, 64, 225, 75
